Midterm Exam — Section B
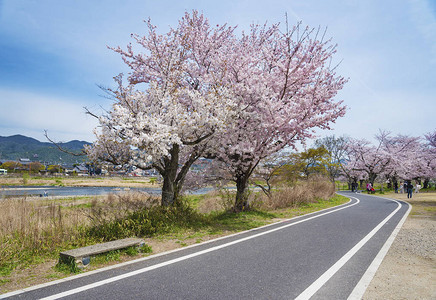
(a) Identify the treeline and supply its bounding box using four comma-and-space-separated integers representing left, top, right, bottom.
282, 131, 436, 190
0, 135, 89, 165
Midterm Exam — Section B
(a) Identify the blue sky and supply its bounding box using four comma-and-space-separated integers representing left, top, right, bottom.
0, 0, 435, 143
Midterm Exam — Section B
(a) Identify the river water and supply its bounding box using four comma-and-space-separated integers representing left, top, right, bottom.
0, 186, 213, 198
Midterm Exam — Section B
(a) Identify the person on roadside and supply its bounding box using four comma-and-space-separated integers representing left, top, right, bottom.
366, 182, 372, 193
394, 181, 398, 193
399, 181, 404, 193
406, 180, 413, 199
415, 183, 421, 194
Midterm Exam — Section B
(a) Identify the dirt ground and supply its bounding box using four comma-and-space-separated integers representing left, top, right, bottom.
363, 191, 436, 300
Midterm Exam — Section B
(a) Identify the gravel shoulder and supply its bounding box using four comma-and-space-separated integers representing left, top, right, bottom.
363, 191, 436, 300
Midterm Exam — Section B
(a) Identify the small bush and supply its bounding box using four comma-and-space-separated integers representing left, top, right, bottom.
86, 200, 207, 241
22, 173, 30, 185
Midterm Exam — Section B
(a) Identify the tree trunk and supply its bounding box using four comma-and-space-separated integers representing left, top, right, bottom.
161, 174, 178, 206
234, 175, 250, 212
160, 144, 180, 206
157, 144, 203, 206
369, 173, 377, 185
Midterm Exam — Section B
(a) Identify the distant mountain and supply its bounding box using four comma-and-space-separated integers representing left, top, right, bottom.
0, 135, 91, 165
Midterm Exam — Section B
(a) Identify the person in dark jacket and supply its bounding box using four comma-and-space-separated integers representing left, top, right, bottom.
406, 181, 414, 199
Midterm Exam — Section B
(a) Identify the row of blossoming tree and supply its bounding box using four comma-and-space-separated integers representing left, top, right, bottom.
315, 131, 436, 190
85, 11, 347, 210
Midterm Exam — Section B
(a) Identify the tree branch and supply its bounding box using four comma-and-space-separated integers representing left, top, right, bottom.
44, 130, 87, 157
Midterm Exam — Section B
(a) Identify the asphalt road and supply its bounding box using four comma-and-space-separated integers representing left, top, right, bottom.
1, 192, 410, 300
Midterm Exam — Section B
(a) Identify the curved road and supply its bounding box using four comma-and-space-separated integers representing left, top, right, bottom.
1, 192, 410, 300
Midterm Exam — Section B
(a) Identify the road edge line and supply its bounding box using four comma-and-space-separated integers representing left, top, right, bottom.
347, 197, 411, 300
295, 195, 403, 300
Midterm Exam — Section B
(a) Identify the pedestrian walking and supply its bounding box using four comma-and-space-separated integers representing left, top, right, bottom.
399, 181, 404, 193
407, 181, 413, 199
394, 181, 398, 193
351, 182, 357, 192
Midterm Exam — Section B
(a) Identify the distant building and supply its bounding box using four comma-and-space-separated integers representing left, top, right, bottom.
73, 165, 89, 175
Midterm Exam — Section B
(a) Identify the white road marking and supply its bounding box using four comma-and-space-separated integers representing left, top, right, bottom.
34, 198, 360, 300
295, 196, 402, 300
347, 197, 411, 300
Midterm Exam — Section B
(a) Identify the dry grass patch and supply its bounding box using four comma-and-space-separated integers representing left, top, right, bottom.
256, 176, 336, 210
382, 191, 436, 220
0, 192, 158, 280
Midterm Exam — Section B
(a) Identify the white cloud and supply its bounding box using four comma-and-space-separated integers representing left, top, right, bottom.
0, 88, 99, 142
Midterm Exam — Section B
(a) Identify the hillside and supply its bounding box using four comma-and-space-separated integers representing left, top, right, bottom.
0, 135, 90, 165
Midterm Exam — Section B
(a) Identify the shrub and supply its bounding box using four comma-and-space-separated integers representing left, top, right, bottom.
86, 198, 207, 241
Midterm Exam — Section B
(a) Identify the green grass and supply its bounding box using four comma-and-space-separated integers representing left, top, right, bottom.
273, 194, 349, 219
183, 194, 205, 209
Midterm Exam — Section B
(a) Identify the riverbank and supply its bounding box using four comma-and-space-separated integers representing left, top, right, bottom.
0, 176, 158, 188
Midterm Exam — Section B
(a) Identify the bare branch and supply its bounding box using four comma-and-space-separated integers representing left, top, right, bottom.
44, 130, 87, 157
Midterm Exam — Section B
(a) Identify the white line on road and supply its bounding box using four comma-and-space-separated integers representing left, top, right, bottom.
347, 197, 411, 300
295, 196, 402, 300
35, 198, 360, 300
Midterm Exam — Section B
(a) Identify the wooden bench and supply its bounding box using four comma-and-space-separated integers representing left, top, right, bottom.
59, 238, 145, 268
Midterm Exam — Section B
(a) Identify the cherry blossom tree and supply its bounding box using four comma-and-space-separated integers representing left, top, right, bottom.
421, 130, 436, 188
343, 131, 430, 189
86, 12, 237, 206
204, 23, 347, 210
382, 133, 422, 184
343, 138, 386, 185
87, 11, 347, 209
